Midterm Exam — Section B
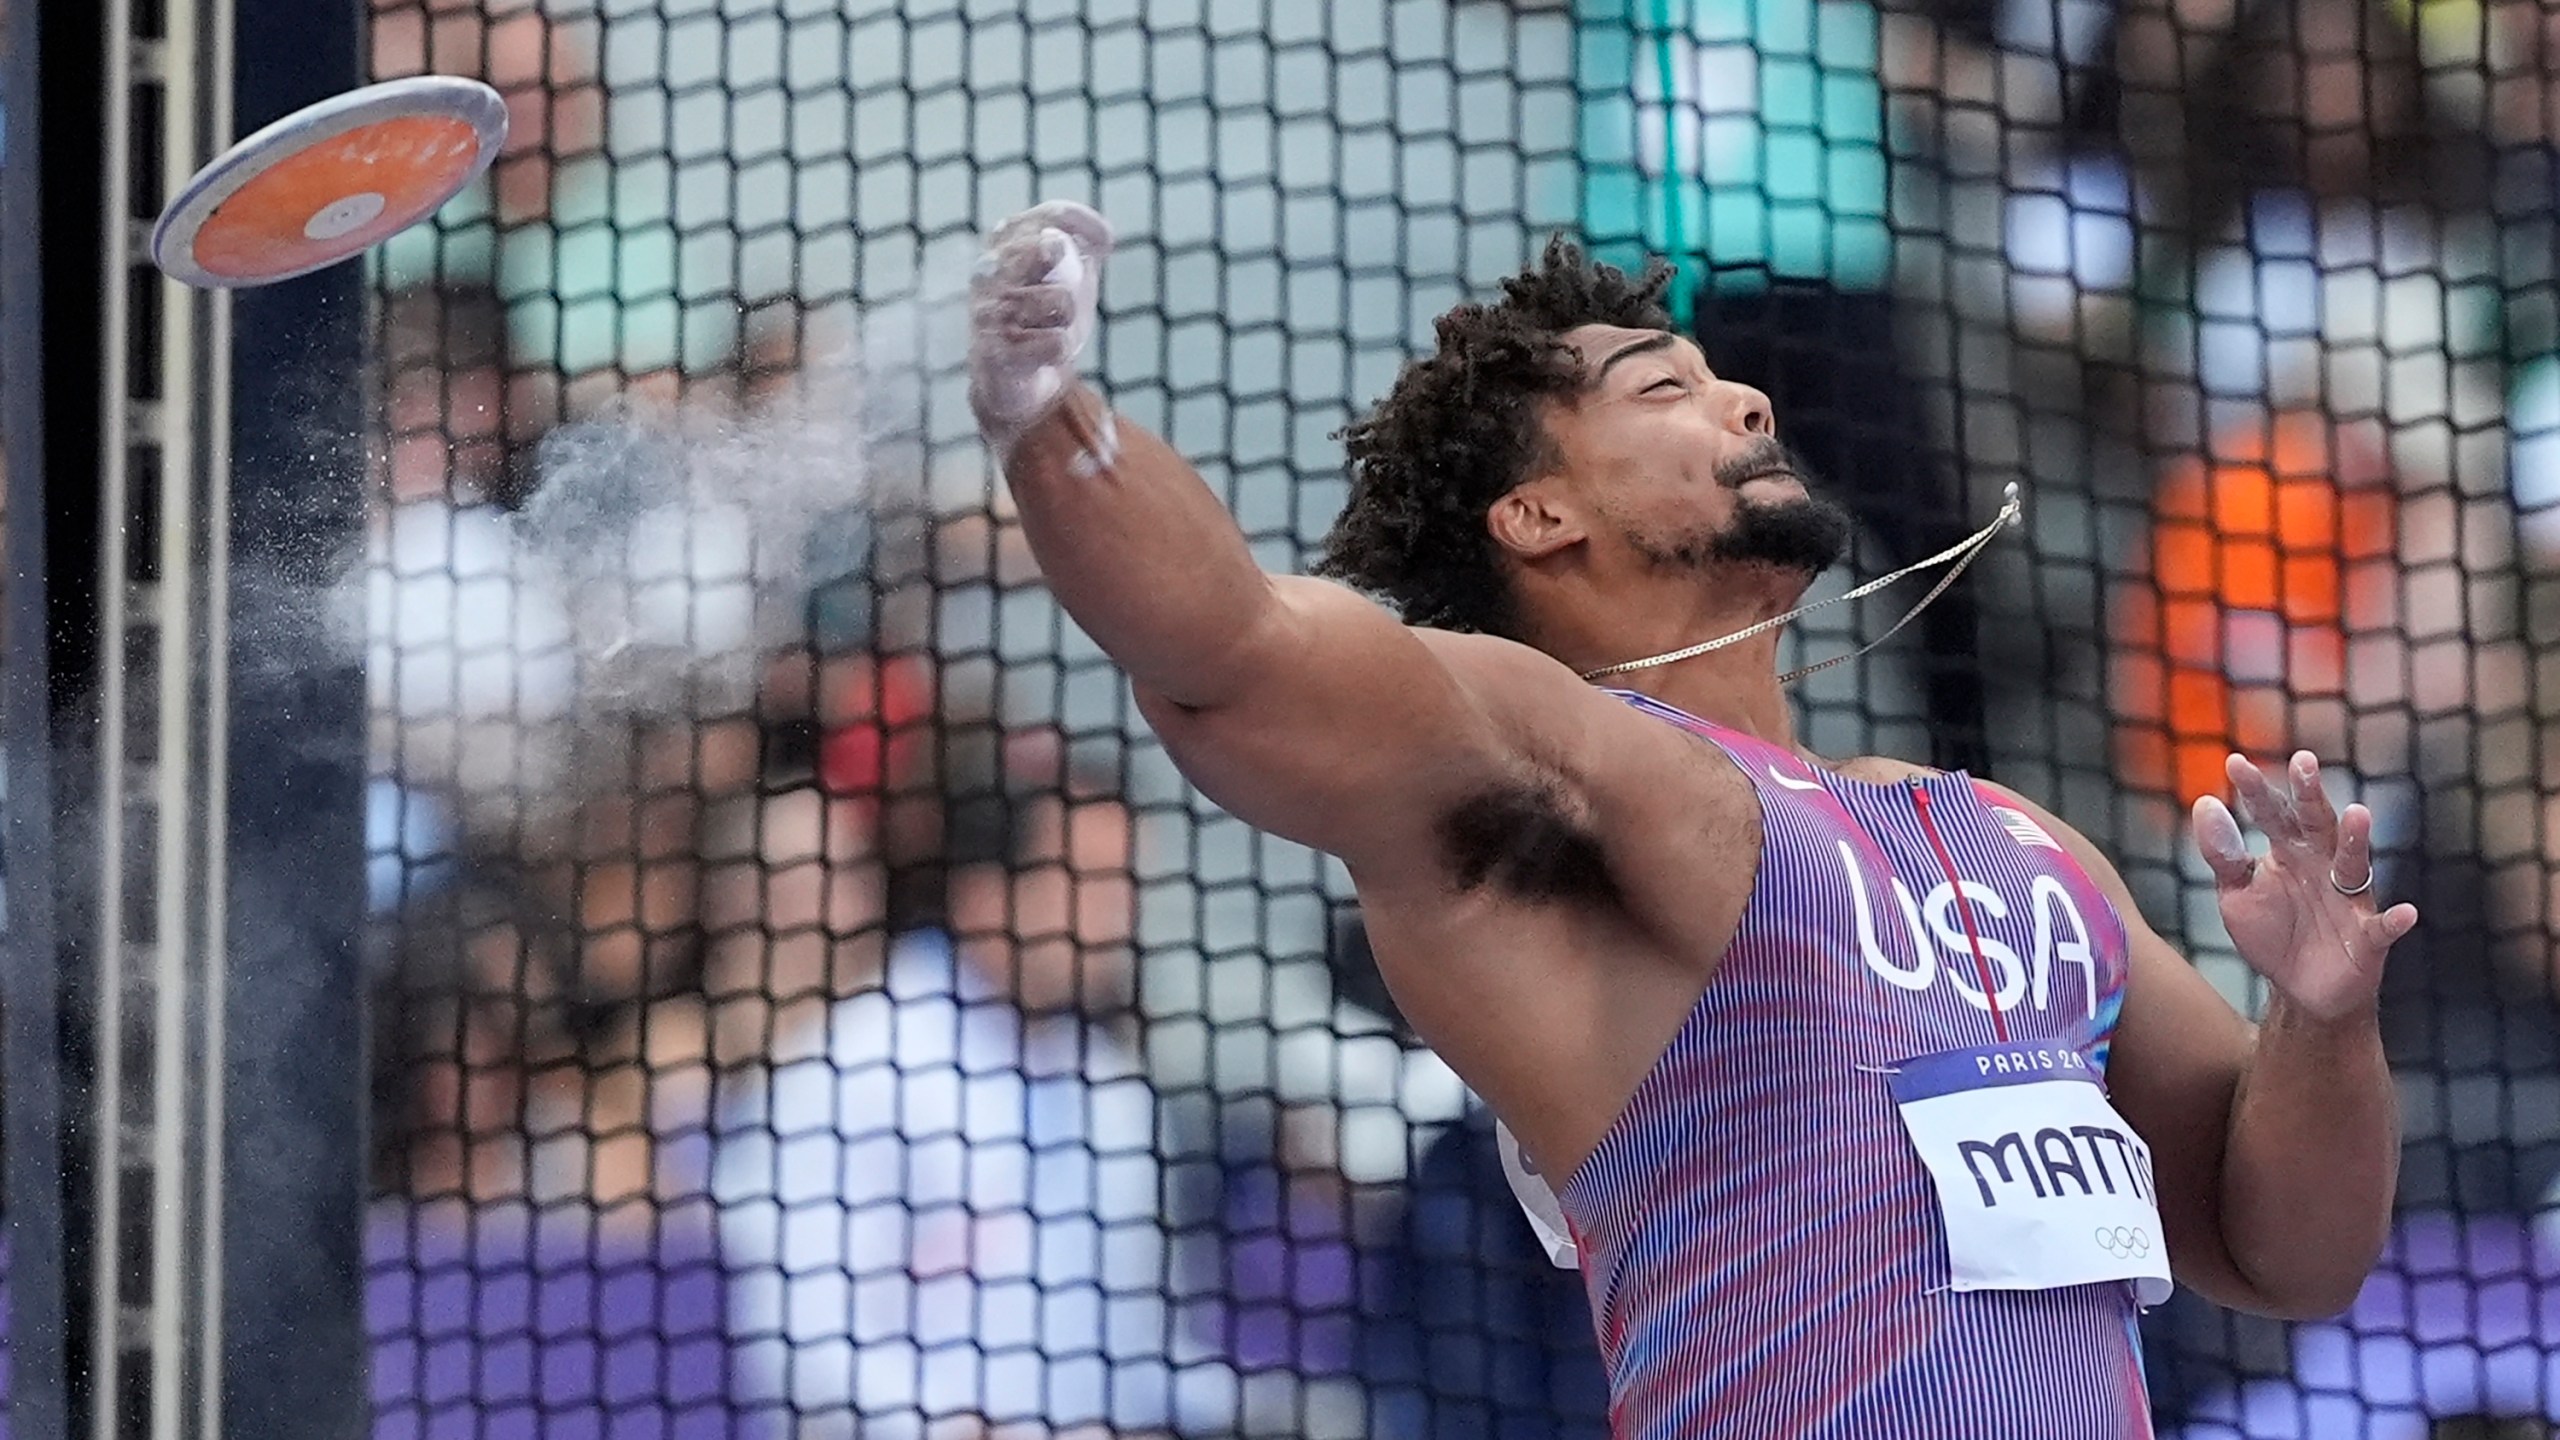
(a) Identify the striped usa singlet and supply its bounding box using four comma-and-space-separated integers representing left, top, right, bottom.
1557, 691, 2153, 1438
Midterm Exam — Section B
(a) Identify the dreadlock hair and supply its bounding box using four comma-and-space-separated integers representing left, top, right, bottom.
1315, 238, 1676, 636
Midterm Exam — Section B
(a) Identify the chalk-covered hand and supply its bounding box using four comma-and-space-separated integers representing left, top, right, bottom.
968, 201, 1114, 464
2191, 751, 2420, 1022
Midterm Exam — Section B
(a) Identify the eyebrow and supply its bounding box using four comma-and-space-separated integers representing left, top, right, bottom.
1592, 332, 1680, 385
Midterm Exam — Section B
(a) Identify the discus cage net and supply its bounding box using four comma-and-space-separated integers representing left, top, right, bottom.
353, 0, 2557, 1435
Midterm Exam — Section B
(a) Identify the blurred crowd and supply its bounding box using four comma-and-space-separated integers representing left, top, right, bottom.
338, 0, 2560, 1437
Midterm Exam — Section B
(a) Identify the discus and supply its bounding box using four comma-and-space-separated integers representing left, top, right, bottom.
150, 76, 508, 289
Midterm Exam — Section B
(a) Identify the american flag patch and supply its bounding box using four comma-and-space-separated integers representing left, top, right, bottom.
1993, 807, 2063, 852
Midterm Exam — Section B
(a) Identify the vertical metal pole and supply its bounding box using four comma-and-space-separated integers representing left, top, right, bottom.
93, 0, 136, 1424
147, 4, 237, 1437
148, 0, 203, 1430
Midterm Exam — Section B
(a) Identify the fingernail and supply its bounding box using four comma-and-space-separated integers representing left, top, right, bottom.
2196, 803, 2244, 857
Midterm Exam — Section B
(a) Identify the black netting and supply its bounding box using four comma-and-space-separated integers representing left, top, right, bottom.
359, 0, 2560, 1435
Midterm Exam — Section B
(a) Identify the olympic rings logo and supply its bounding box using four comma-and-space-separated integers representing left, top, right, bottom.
2093, 1226, 2152, 1259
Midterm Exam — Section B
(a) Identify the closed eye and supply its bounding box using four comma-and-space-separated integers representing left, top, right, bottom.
1644, 376, 1686, 394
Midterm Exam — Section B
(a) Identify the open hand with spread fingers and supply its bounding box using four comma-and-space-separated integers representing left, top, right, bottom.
2190, 750, 2421, 1022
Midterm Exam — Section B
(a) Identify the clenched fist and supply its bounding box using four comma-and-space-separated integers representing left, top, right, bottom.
968, 201, 1114, 463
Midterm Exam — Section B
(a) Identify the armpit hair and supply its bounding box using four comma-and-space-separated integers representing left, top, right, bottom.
1437, 779, 1614, 904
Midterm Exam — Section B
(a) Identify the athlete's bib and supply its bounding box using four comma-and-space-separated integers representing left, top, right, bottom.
1496, 1121, 1580, 1268
1887, 1041, 2173, 1305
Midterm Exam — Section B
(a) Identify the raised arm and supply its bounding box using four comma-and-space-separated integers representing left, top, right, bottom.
966, 202, 1587, 872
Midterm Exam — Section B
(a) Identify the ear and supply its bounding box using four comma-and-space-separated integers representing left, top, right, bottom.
1487, 478, 1585, 562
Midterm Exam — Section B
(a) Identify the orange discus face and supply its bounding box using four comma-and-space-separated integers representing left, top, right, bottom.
152, 77, 505, 289
184, 113, 486, 285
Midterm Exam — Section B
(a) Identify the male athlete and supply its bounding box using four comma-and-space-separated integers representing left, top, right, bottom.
966, 201, 2415, 1437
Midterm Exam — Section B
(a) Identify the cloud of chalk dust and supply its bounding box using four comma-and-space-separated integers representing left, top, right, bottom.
516, 360, 870, 710
363, 262, 972, 833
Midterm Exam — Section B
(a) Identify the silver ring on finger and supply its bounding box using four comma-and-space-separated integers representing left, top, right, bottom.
2329, 869, 2374, 897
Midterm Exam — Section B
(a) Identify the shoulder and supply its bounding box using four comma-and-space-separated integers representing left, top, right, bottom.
1965, 779, 2132, 895
1417, 633, 1765, 827
1843, 754, 1936, 785
1278, 588, 1559, 686
1277, 606, 1719, 810
1404, 624, 1703, 770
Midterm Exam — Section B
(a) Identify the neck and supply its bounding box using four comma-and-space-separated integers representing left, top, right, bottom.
1600, 643, 1799, 751
1524, 569, 1806, 752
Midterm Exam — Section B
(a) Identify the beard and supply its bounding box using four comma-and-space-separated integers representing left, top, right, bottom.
1627, 440, 1856, 577
1703, 488, 1857, 574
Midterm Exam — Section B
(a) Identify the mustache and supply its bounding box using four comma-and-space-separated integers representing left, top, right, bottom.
1713, 440, 1812, 490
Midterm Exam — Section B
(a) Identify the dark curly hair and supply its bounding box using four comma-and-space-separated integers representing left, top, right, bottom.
1314, 239, 1675, 636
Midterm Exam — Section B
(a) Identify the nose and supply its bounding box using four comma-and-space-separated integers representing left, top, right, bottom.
1721, 380, 1775, 438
